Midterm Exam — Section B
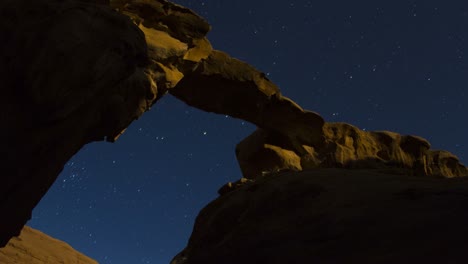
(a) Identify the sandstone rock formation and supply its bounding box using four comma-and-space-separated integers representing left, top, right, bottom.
1, 0, 152, 246
0, 226, 97, 264
234, 122, 468, 181
0, 0, 324, 246
172, 168, 468, 264
111, 0, 325, 143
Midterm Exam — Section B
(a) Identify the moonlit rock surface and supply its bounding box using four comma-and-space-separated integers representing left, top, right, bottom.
0, 226, 97, 264
235, 122, 468, 180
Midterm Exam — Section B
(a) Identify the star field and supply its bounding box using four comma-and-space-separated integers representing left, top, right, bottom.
29, 1, 467, 263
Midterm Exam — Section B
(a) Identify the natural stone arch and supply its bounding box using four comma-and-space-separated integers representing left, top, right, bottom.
1, 0, 466, 249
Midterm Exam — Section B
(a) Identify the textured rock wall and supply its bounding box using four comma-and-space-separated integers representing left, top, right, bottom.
0, 226, 97, 264
234, 122, 468, 182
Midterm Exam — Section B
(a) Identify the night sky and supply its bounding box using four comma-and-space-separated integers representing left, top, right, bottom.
28, 1, 467, 263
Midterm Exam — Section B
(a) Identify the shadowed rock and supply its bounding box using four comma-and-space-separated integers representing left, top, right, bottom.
1, 0, 153, 246
0, 0, 326, 247
173, 169, 468, 264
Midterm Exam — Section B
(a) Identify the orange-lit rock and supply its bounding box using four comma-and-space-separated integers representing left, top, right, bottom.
0, 226, 97, 264
236, 122, 467, 179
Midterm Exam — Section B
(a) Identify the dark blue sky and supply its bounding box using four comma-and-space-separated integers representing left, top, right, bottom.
29, 1, 467, 263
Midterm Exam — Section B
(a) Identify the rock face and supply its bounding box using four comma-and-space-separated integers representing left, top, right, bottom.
0, 0, 324, 246
172, 169, 468, 264
1, 0, 153, 246
234, 122, 468, 181
0, 226, 97, 264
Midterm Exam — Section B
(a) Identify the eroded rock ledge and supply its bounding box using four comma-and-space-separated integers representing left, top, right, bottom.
1, 1, 467, 261
233, 122, 467, 183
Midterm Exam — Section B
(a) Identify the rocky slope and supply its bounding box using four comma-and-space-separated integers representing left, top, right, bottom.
172, 168, 468, 264
0, 226, 97, 264
1, 0, 467, 263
